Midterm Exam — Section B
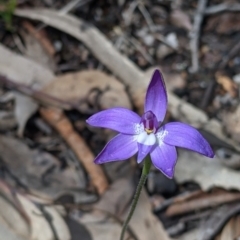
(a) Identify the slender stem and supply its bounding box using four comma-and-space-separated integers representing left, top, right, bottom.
120, 157, 151, 240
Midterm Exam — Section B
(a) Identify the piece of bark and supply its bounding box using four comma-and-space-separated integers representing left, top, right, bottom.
40, 107, 109, 195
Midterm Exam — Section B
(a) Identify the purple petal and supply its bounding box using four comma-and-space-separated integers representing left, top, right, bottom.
137, 143, 154, 163
162, 122, 214, 158
144, 69, 167, 122
86, 107, 141, 134
94, 134, 138, 164
150, 144, 177, 178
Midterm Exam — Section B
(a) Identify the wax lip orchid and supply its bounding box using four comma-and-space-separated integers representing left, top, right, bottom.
86, 69, 214, 178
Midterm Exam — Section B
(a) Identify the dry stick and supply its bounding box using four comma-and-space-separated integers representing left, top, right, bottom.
127, 36, 154, 64
201, 204, 240, 240
166, 192, 240, 217
14, 9, 240, 152
218, 41, 240, 69
40, 107, 109, 195
138, 2, 178, 52
189, 0, 208, 73
205, 3, 240, 15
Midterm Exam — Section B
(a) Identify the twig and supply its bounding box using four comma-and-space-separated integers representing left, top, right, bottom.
166, 192, 240, 217
205, 3, 240, 15
218, 40, 240, 69
40, 107, 109, 195
123, 0, 138, 26
137, 3, 154, 31
137, 2, 178, 52
127, 36, 154, 64
60, 0, 86, 15
189, 0, 208, 73
200, 204, 240, 240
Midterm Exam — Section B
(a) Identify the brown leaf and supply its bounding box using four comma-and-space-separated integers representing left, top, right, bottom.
175, 149, 240, 191
216, 216, 240, 240
0, 194, 29, 239
215, 72, 238, 98
77, 178, 170, 240
0, 135, 86, 200
222, 105, 240, 143
17, 194, 71, 240
170, 9, 192, 31
205, 13, 240, 34
43, 70, 131, 112
0, 44, 54, 89
20, 28, 55, 71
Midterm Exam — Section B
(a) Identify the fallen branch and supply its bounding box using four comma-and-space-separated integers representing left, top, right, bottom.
14, 8, 240, 152
40, 107, 109, 195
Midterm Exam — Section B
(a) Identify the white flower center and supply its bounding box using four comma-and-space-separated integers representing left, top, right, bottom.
137, 131, 156, 145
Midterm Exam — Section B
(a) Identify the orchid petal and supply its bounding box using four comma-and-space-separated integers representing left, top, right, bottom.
162, 122, 214, 158
150, 144, 177, 178
144, 69, 167, 122
137, 143, 154, 163
86, 107, 141, 134
94, 134, 138, 164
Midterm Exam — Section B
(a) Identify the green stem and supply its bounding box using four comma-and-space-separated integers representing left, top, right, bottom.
120, 157, 151, 240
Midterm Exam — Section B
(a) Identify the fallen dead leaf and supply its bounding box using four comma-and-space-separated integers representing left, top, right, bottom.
215, 72, 238, 98
14, 92, 38, 137
0, 44, 54, 89
20, 27, 55, 71
17, 194, 71, 240
175, 149, 240, 191
77, 177, 171, 240
216, 216, 240, 240
173, 229, 199, 240
43, 70, 131, 111
0, 134, 87, 200
170, 9, 192, 31
205, 13, 240, 34
222, 105, 240, 144
128, 189, 171, 240
22, 21, 55, 57
0, 194, 29, 239
0, 44, 54, 136
96, 177, 135, 216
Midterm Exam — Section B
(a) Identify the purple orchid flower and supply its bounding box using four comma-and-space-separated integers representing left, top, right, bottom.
86, 69, 214, 178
